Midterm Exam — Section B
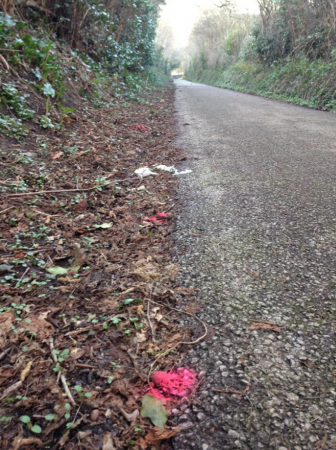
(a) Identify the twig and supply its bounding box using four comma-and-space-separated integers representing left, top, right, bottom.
18, 267, 29, 285
4, 177, 134, 198
0, 206, 15, 214
0, 347, 10, 361
213, 388, 245, 395
213, 385, 251, 396
5, 186, 96, 197
148, 299, 208, 346
0, 53, 9, 71
147, 290, 155, 341
0, 380, 23, 400
147, 300, 208, 379
248, 318, 278, 326
31, 209, 60, 217
75, 363, 96, 369
2, 246, 55, 258
49, 338, 76, 406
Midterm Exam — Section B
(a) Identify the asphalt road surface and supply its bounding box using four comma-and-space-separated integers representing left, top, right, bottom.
173, 80, 336, 450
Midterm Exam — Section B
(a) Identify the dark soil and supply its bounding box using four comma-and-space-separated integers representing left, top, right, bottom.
0, 84, 203, 450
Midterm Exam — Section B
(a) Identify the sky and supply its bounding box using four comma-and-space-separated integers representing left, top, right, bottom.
159, 0, 259, 47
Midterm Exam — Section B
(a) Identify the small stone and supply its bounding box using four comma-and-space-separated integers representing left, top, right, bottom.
90, 409, 99, 421
287, 393, 299, 403
202, 444, 209, 450
179, 421, 194, 430
228, 430, 240, 439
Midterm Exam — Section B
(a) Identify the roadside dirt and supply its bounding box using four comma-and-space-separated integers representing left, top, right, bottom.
0, 84, 204, 449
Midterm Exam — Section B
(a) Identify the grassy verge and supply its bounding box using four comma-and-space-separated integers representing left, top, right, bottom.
186, 55, 336, 112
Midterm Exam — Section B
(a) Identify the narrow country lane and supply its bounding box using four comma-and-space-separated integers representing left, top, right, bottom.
173, 80, 336, 450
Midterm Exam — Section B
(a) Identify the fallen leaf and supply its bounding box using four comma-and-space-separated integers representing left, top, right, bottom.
138, 426, 180, 449
46, 266, 80, 276
119, 408, 139, 422
46, 266, 68, 275
57, 417, 82, 447
133, 264, 161, 282
72, 243, 85, 266
51, 151, 63, 160
248, 320, 281, 333
0, 310, 15, 346
78, 430, 92, 440
134, 331, 147, 343
70, 348, 85, 360
140, 395, 167, 429
20, 361, 33, 382
22, 315, 55, 340
102, 432, 116, 450
0, 264, 14, 273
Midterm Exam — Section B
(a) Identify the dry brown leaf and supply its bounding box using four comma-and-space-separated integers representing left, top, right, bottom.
134, 331, 147, 343
163, 263, 179, 280
248, 320, 281, 333
23, 315, 55, 340
51, 151, 63, 160
78, 430, 92, 440
70, 348, 85, 359
11, 437, 43, 450
133, 264, 161, 282
119, 407, 139, 423
138, 427, 180, 449
0, 310, 15, 346
58, 417, 83, 447
102, 432, 116, 450
0, 380, 23, 400
20, 361, 33, 382
72, 242, 86, 266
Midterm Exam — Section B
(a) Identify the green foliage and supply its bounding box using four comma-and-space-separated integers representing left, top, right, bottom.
251, 0, 336, 64
187, 54, 336, 112
1, 83, 35, 119
0, 115, 27, 139
0, 1, 165, 139
19, 415, 42, 433
187, 0, 336, 112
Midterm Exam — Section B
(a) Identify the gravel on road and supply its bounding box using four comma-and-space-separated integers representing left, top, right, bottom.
172, 80, 336, 450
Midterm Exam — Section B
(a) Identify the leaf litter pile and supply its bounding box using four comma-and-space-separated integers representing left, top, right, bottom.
0, 86, 206, 449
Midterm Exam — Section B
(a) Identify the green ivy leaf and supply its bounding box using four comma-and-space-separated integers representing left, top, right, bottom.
42, 83, 56, 98
0, 264, 14, 272
140, 395, 167, 429
19, 415, 31, 424
58, 349, 70, 361
45, 414, 55, 421
31, 424, 42, 434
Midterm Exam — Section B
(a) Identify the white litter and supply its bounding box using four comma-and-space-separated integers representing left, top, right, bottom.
173, 169, 192, 176
155, 165, 192, 176
155, 165, 175, 172
134, 167, 158, 178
